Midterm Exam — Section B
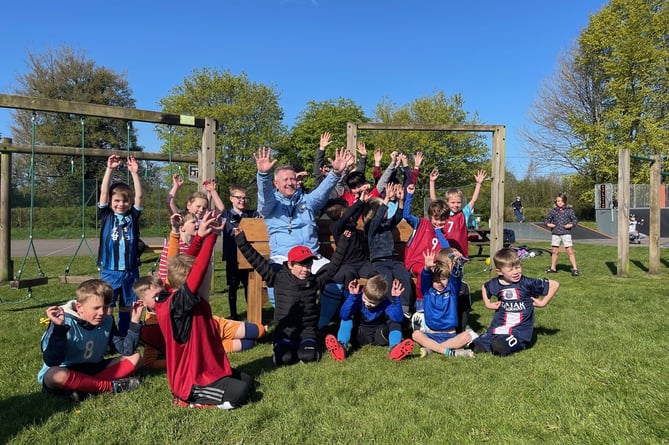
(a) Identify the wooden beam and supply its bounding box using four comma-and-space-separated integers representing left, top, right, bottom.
617, 148, 630, 276
0, 140, 197, 162
356, 123, 501, 132
58, 275, 98, 284
0, 94, 209, 128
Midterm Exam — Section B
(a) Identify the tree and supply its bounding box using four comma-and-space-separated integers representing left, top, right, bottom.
526, 0, 669, 202
369, 92, 489, 201
11, 46, 140, 204
285, 98, 368, 189
157, 68, 285, 197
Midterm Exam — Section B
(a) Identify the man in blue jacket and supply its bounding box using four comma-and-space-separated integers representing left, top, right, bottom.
254, 145, 352, 308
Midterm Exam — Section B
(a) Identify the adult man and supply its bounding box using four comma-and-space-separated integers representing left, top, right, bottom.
254, 145, 352, 307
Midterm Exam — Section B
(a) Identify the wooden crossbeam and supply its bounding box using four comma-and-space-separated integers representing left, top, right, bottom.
59, 275, 97, 284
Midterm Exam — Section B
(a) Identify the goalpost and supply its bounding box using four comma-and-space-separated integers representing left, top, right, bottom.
346, 122, 506, 260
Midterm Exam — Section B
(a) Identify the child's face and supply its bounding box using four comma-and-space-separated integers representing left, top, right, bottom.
75, 296, 108, 325
229, 191, 248, 211
137, 284, 162, 312
187, 198, 208, 219
432, 276, 450, 292
555, 197, 565, 208
110, 192, 130, 215
496, 264, 523, 284
446, 195, 462, 214
287, 259, 313, 280
180, 217, 198, 237
430, 216, 446, 229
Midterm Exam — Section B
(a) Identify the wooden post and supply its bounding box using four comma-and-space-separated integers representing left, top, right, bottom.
489, 126, 506, 258
346, 122, 358, 154
0, 141, 11, 281
617, 148, 630, 276
648, 154, 660, 274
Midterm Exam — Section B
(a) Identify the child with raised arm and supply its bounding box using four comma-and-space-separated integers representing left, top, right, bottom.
98, 154, 143, 336
166, 174, 225, 217
38, 279, 143, 402
403, 182, 451, 310
154, 210, 254, 409
471, 247, 559, 356
234, 228, 350, 367
325, 277, 414, 362
412, 249, 477, 358
363, 183, 414, 319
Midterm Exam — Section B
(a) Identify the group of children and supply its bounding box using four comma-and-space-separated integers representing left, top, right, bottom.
38, 145, 563, 410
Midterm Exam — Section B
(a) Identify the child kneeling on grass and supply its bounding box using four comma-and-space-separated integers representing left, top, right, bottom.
38, 279, 143, 402
325, 276, 414, 362
470, 247, 559, 356
154, 210, 254, 409
411, 248, 477, 358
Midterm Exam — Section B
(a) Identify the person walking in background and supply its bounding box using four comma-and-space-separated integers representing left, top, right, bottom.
511, 196, 525, 222
544, 193, 579, 276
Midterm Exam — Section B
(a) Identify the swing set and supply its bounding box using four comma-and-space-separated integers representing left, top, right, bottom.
0, 93, 216, 302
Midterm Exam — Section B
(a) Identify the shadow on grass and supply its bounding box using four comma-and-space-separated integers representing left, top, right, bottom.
0, 391, 73, 443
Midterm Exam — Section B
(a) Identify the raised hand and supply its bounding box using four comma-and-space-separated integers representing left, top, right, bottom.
407, 183, 416, 194
356, 141, 367, 157
429, 168, 439, 182
202, 178, 217, 192
126, 156, 139, 174
391, 279, 404, 298
329, 147, 353, 175
46, 306, 65, 326
320, 132, 332, 150
423, 248, 437, 268
253, 146, 277, 173
414, 151, 424, 168
347, 278, 361, 295
107, 155, 122, 170
374, 148, 383, 166
172, 173, 184, 188
474, 170, 487, 184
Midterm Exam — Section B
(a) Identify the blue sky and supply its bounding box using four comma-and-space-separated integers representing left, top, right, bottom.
1, 0, 607, 177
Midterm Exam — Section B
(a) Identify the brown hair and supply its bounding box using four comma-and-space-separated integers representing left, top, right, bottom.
187, 191, 209, 207
434, 247, 456, 281
133, 275, 163, 297
109, 182, 133, 201
362, 197, 384, 225
427, 199, 449, 220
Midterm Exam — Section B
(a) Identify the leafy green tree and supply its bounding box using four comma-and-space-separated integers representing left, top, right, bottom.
369, 92, 489, 202
526, 0, 669, 205
284, 98, 368, 189
10, 46, 140, 204
157, 68, 285, 198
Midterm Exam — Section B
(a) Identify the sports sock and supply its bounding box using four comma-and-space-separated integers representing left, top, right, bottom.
94, 357, 136, 381
318, 283, 343, 329
61, 370, 112, 393
388, 330, 402, 349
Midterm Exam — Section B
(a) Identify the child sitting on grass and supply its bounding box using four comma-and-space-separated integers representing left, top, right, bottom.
234, 228, 350, 366
470, 247, 559, 356
38, 279, 143, 402
325, 276, 414, 362
411, 248, 477, 358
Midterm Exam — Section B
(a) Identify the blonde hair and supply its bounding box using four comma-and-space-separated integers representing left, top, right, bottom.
167, 254, 195, 289
76, 279, 113, 305
187, 191, 209, 206
445, 188, 463, 200
362, 275, 388, 304
433, 247, 456, 281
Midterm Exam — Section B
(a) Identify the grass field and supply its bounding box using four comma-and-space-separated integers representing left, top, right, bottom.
1, 243, 668, 444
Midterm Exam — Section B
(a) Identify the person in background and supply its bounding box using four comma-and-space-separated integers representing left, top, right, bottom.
544, 193, 579, 276
511, 196, 525, 222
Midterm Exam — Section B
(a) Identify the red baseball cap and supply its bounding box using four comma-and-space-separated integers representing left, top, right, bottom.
287, 245, 317, 263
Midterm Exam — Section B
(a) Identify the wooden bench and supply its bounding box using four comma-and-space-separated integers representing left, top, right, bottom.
237, 218, 414, 325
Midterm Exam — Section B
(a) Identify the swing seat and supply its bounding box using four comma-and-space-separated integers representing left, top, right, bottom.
11, 277, 49, 289
58, 275, 97, 284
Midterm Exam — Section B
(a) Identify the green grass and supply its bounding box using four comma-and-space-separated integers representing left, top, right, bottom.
1, 244, 668, 444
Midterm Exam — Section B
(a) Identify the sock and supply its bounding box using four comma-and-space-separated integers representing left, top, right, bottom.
318, 283, 343, 330
117, 311, 130, 337
388, 330, 402, 349
94, 357, 136, 381
61, 370, 112, 393
267, 288, 276, 308
244, 322, 261, 338
239, 339, 256, 351
337, 319, 353, 347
